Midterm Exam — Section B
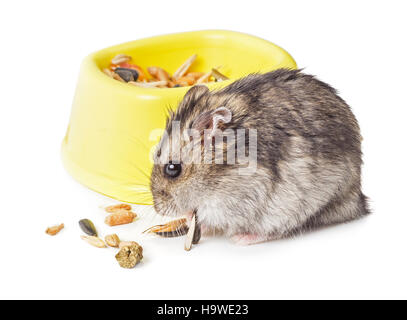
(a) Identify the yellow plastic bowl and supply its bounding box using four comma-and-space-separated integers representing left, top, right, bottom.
61, 30, 297, 205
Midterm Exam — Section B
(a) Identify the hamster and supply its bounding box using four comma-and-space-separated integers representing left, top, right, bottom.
150, 69, 370, 245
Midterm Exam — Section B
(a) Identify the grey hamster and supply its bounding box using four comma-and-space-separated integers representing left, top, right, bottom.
150, 69, 369, 245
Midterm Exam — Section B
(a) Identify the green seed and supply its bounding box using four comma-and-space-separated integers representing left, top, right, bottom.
79, 219, 97, 236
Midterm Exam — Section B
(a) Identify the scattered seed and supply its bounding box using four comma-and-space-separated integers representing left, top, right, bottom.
115, 242, 143, 269
105, 204, 132, 213
184, 212, 201, 249
143, 218, 187, 235
45, 223, 64, 236
105, 234, 120, 247
155, 225, 189, 238
105, 210, 136, 226
79, 219, 97, 236
80, 235, 106, 248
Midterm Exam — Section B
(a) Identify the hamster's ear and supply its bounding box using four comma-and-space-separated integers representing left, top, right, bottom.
192, 107, 232, 137
182, 85, 209, 106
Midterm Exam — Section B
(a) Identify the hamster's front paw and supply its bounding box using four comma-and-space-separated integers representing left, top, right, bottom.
231, 233, 269, 246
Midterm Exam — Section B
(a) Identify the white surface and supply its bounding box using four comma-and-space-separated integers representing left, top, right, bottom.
0, 0, 406, 300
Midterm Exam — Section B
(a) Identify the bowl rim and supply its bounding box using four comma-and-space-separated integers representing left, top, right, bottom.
84, 29, 297, 95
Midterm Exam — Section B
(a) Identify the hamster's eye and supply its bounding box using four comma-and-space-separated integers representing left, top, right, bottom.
164, 162, 182, 178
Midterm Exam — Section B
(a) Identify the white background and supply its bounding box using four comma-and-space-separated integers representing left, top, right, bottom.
0, 0, 406, 300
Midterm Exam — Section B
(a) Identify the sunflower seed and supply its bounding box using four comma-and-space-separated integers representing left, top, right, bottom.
112, 71, 125, 82
79, 219, 97, 236
114, 68, 139, 82
184, 214, 196, 251
155, 224, 189, 237
143, 218, 187, 234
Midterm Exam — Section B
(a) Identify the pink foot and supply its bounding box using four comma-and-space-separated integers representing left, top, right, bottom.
231, 234, 268, 246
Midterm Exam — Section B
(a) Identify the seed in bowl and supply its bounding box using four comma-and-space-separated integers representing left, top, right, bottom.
103, 54, 229, 88
114, 68, 139, 82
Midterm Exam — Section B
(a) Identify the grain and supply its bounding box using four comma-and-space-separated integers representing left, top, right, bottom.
176, 75, 196, 86
80, 235, 107, 248
45, 223, 64, 236
172, 54, 197, 80
103, 68, 115, 78
105, 52, 227, 88
105, 210, 136, 226
147, 66, 170, 82
111, 54, 132, 65
105, 204, 132, 213
196, 71, 212, 84
128, 80, 168, 88
105, 234, 120, 248
211, 68, 229, 81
